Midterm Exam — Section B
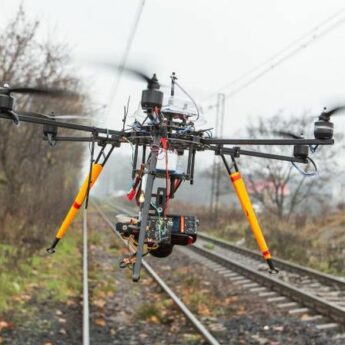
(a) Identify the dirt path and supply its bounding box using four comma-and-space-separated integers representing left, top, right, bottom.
87, 209, 205, 345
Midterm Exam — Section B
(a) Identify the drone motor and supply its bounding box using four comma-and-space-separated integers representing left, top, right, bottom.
314, 107, 336, 140
0, 92, 14, 112
141, 74, 163, 110
314, 119, 334, 140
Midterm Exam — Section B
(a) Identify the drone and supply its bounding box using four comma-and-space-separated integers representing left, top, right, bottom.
0, 69, 339, 282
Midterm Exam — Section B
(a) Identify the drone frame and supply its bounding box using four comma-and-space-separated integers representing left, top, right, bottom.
0, 79, 335, 282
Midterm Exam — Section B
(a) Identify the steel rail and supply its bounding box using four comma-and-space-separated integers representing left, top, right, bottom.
82, 209, 90, 345
93, 202, 220, 345
190, 243, 345, 324
198, 233, 345, 288
108, 204, 345, 288
103, 200, 345, 324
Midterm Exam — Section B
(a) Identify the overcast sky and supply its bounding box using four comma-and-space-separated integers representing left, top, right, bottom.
2, 0, 345, 164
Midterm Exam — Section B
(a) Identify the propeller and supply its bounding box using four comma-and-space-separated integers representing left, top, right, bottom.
19, 111, 96, 121
0, 84, 78, 98
103, 64, 152, 84
96, 62, 166, 89
273, 104, 345, 142
272, 130, 303, 139
0, 84, 81, 125
319, 105, 345, 120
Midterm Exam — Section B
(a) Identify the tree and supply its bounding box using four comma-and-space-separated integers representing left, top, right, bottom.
0, 7, 87, 251
243, 113, 340, 220
202, 112, 342, 222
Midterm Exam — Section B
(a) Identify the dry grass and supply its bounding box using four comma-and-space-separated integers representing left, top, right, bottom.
171, 200, 345, 275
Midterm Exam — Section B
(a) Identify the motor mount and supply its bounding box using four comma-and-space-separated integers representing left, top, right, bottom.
293, 145, 309, 159
43, 119, 58, 146
0, 93, 14, 112
0, 89, 19, 125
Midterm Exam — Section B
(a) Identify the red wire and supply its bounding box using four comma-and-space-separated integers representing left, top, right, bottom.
174, 179, 182, 191
160, 138, 170, 216
164, 149, 170, 216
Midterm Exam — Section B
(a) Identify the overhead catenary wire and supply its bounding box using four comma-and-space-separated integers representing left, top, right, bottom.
204, 5, 345, 104
105, 0, 146, 116
225, 15, 345, 100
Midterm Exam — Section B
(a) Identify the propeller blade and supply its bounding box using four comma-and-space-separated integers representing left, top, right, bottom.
272, 130, 303, 139
19, 111, 94, 121
0, 86, 78, 98
98, 63, 152, 83
94, 62, 169, 88
52, 115, 96, 120
325, 105, 345, 117
19, 111, 50, 118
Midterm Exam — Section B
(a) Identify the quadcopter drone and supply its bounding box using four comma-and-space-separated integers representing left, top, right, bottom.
0, 69, 338, 282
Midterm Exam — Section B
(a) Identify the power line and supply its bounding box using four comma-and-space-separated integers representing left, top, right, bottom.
204, 6, 345, 103
224, 14, 345, 100
106, 0, 146, 116
210, 93, 225, 227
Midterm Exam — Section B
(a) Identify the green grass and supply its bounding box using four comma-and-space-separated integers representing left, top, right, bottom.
136, 301, 163, 322
89, 231, 102, 246
203, 242, 215, 250
0, 227, 82, 313
183, 333, 203, 345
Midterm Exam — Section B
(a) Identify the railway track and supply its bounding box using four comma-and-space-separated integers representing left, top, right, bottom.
82, 209, 90, 345
84, 202, 221, 345
98, 199, 345, 340
103, 200, 345, 330
188, 233, 345, 330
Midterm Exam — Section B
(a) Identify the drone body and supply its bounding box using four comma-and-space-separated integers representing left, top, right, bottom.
0, 71, 336, 281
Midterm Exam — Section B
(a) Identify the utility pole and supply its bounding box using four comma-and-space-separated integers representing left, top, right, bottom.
210, 93, 225, 227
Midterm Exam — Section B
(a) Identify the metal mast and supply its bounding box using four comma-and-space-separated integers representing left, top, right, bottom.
210, 93, 225, 227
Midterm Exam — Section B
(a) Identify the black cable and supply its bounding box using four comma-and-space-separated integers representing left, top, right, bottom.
106, 0, 146, 113
6, 110, 20, 126
220, 154, 231, 174
292, 156, 318, 176
102, 145, 116, 166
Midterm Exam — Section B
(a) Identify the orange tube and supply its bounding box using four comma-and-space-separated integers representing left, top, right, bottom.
55, 163, 103, 239
229, 171, 272, 260
180, 216, 185, 233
